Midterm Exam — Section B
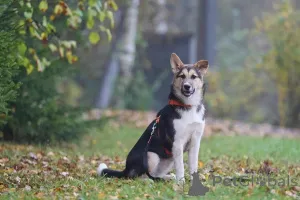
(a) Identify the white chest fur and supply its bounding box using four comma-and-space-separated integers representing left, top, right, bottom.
173, 105, 205, 148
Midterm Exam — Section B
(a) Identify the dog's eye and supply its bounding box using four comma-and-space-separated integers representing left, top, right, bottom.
178, 74, 186, 79
191, 75, 197, 79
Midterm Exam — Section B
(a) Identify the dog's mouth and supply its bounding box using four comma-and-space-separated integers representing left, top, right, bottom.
181, 88, 195, 97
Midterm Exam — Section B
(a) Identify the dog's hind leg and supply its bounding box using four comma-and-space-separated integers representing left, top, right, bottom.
147, 152, 160, 176
147, 152, 175, 181
153, 159, 175, 180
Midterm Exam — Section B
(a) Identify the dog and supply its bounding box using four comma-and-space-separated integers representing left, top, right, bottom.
97, 53, 208, 184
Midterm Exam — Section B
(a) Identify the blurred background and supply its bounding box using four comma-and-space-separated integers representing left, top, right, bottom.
78, 0, 300, 126
1, 0, 300, 143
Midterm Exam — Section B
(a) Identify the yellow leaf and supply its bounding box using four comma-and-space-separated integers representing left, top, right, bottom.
98, 192, 106, 199
50, 15, 55, 21
39, 0, 48, 12
54, 4, 63, 15
198, 161, 204, 168
108, 0, 118, 11
89, 32, 100, 44
66, 50, 72, 63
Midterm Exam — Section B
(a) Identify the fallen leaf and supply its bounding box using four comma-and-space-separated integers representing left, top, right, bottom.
291, 186, 300, 192
29, 152, 38, 160
15, 176, 21, 183
198, 161, 204, 168
47, 151, 55, 156
285, 191, 296, 198
0, 158, 9, 163
61, 172, 69, 176
35, 192, 44, 199
98, 192, 106, 199
24, 185, 31, 191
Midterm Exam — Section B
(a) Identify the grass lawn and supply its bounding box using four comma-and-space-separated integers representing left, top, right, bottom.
1, 122, 299, 199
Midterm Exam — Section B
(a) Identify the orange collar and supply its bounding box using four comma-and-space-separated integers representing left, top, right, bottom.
168, 99, 191, 108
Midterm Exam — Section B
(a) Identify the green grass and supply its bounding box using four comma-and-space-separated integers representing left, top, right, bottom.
1, 123, 299, 199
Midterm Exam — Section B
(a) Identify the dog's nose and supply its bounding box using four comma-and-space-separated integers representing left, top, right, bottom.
183, 84, 191, 90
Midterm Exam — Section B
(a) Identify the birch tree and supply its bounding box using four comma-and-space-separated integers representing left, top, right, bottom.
116, 0, 140, 108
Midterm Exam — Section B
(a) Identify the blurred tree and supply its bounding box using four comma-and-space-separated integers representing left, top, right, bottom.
14, 0, 117, 73
206, 0, 300, 128
115, 0, 140, 108
197, 0, 216, 65
96, 3, 126, 108
0, 0, 118, 142
255, 1, 300, 127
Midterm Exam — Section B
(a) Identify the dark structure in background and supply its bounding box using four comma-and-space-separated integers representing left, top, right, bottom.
145, 34, 193, 109
145, 0, 216, 109
198, 0, 216, 66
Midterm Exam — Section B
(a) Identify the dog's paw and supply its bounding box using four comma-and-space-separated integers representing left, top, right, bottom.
163, 173, 176, 181
97, 163, 107, 175
170, 173, 176, 180
176, 177, 185, 185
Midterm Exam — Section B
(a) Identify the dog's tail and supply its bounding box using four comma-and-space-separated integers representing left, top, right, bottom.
97, 163, 125, 178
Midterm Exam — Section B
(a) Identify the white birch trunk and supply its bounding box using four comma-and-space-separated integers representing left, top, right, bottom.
116, 0, 140, 108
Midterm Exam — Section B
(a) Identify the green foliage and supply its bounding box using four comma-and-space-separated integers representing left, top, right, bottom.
0, 0, 118, 142
0, 0, 20, 127
15, 0, 117, 73
7, 64, 89, 143
208, 1, 300, 127
254, 1, 300, 127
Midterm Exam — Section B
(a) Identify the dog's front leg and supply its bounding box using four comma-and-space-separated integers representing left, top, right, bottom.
173, 142, 185, 184
188, 133, 201, 179
188, 125, 204, 180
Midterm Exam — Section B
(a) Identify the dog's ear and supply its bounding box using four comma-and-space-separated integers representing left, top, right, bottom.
194, 60, 209, 75
170, 53, 184, 73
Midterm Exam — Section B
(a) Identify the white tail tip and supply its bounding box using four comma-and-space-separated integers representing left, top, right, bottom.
97, 163, 108, 175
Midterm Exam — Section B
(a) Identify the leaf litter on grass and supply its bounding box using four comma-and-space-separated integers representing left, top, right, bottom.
1, 138, 299, 199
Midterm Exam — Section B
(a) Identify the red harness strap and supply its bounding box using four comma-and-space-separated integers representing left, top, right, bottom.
147, 115, 172, 156
147, 99, 190, 156
168, 99, 191, 108
164, 147, 172, 156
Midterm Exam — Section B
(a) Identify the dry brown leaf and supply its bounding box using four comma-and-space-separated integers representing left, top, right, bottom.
291, 186, 300, 192
0, 157, 9, 163
35, 192, 44, 199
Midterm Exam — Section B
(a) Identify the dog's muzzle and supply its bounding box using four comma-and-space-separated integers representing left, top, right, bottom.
181, 83, 195, 97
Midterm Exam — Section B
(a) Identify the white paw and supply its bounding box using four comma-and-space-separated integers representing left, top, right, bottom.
163, 173, 176, 181
170, 173, 176, 180
97, 163, 107, 175
176, 177, 185, 185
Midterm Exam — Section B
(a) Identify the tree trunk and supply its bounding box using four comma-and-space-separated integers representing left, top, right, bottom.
95, 9, 125, 108
197, 0, 216, 65
116, 0, 140, 108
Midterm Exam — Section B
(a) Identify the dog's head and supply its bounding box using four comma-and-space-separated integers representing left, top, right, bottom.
170, 53, 209, 105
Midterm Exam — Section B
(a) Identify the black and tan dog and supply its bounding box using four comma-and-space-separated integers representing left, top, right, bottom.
98, 53, 208, 183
